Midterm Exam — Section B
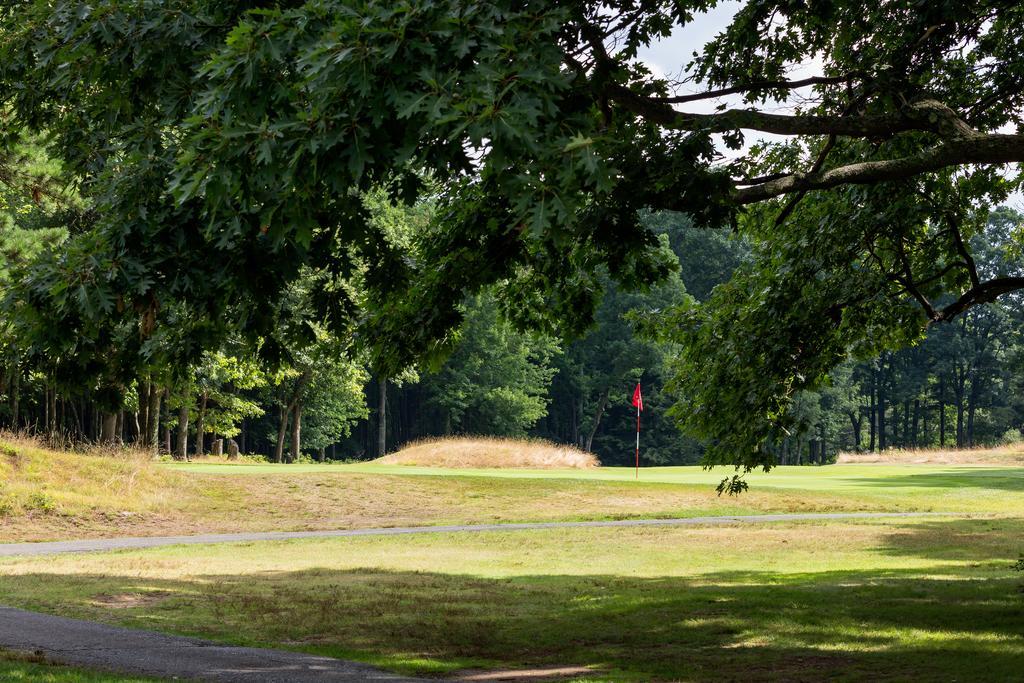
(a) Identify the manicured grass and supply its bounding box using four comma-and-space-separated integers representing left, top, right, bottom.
0, 517, 1021, 681
171, 459, 1024, 515
0, 649, 159, 682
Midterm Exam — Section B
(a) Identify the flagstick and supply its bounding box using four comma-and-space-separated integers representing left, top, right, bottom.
635, 402, 640, 479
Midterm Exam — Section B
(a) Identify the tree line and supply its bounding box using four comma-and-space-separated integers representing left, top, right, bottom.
5, 172, 1022, 465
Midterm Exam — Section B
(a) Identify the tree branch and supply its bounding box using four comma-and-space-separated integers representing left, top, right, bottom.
935, 277, 1024, 321
609, 83, 918, 136
733, 134, 1024, 204
653, 75, 855, 104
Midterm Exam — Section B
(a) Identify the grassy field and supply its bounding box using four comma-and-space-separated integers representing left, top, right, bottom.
3, 440, 1024, 680
0, 517, 1021, 681
2, 435, 1024, 541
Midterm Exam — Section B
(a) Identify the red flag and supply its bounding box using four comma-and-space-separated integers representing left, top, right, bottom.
632, 383, 643, 411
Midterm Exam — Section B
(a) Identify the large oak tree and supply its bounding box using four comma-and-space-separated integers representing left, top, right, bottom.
1, 1, 1021, 480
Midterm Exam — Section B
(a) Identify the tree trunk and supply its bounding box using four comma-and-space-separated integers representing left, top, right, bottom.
911, 399, 920, 447
146, 383, 161, 450
195, 391, 207, 457
100, 412, 118, 444
903, 399, 911, 447
584, 388, 611, 452
138, 380, 150, 446
953, 367, 966, 448
275, 404, 288, 463
848, 412, 862, 451
292, 402, 302, 461
377, 376, 387, 457
967, 385, 978, 448
161, 389, 171, 453
868, 384, 876, 452
878, 389, 887, 451
956, 402, 965, 448
939, 375, 947, 446
47, 385, 57, 438
176, 403, 190, 460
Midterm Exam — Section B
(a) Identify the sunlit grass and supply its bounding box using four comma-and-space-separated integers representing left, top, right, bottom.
1, 517, 1021, 681
0, 649, 157, 682
4, 435, 1024, 542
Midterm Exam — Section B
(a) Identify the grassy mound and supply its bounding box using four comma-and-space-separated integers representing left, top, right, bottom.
375, 437, 599, 469
836, 445, 1024, 465
0, 435, 199, 524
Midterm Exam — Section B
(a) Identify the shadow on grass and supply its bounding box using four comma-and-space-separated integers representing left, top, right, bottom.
1, 554, 1022, 681
842, 468, 1024, 491
874, 517, 1024, 563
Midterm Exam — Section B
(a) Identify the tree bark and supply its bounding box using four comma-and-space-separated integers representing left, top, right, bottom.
194, 391, 208, 457
146, 383, 161, 450
99, 412, 118, 444
868, 381, 877, 452
176, 403, 190, 460
292, 402, 302, 461
848, 411, 862, 451
275, 404, 288, 463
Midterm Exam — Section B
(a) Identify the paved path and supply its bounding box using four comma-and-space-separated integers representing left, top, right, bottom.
0, 512, 959, 557
0, 606, 425, 681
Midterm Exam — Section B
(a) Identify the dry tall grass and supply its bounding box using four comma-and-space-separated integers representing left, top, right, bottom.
0, 432, 194, 522
836, 444, 1024, 465
376, 436, 599, 469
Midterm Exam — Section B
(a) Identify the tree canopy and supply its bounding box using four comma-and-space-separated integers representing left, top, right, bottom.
1, 1, 1022, 479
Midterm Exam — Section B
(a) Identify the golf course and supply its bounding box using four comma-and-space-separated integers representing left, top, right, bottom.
1, 438, 1022, 681
2, 0, 1023, 680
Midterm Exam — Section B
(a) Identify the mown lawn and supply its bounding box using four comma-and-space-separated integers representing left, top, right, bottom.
0, 649, 157, 682
1, 516, 1021, 681
171, 458, 1024, 515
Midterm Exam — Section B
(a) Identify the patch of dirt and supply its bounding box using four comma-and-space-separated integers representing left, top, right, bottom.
453, 666, 597, 681
90, 591, 172, 609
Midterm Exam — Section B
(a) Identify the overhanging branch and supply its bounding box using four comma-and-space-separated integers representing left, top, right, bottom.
653, 75, 855, 104
733, 134, 1024, 204
935, 277, 1024, 321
